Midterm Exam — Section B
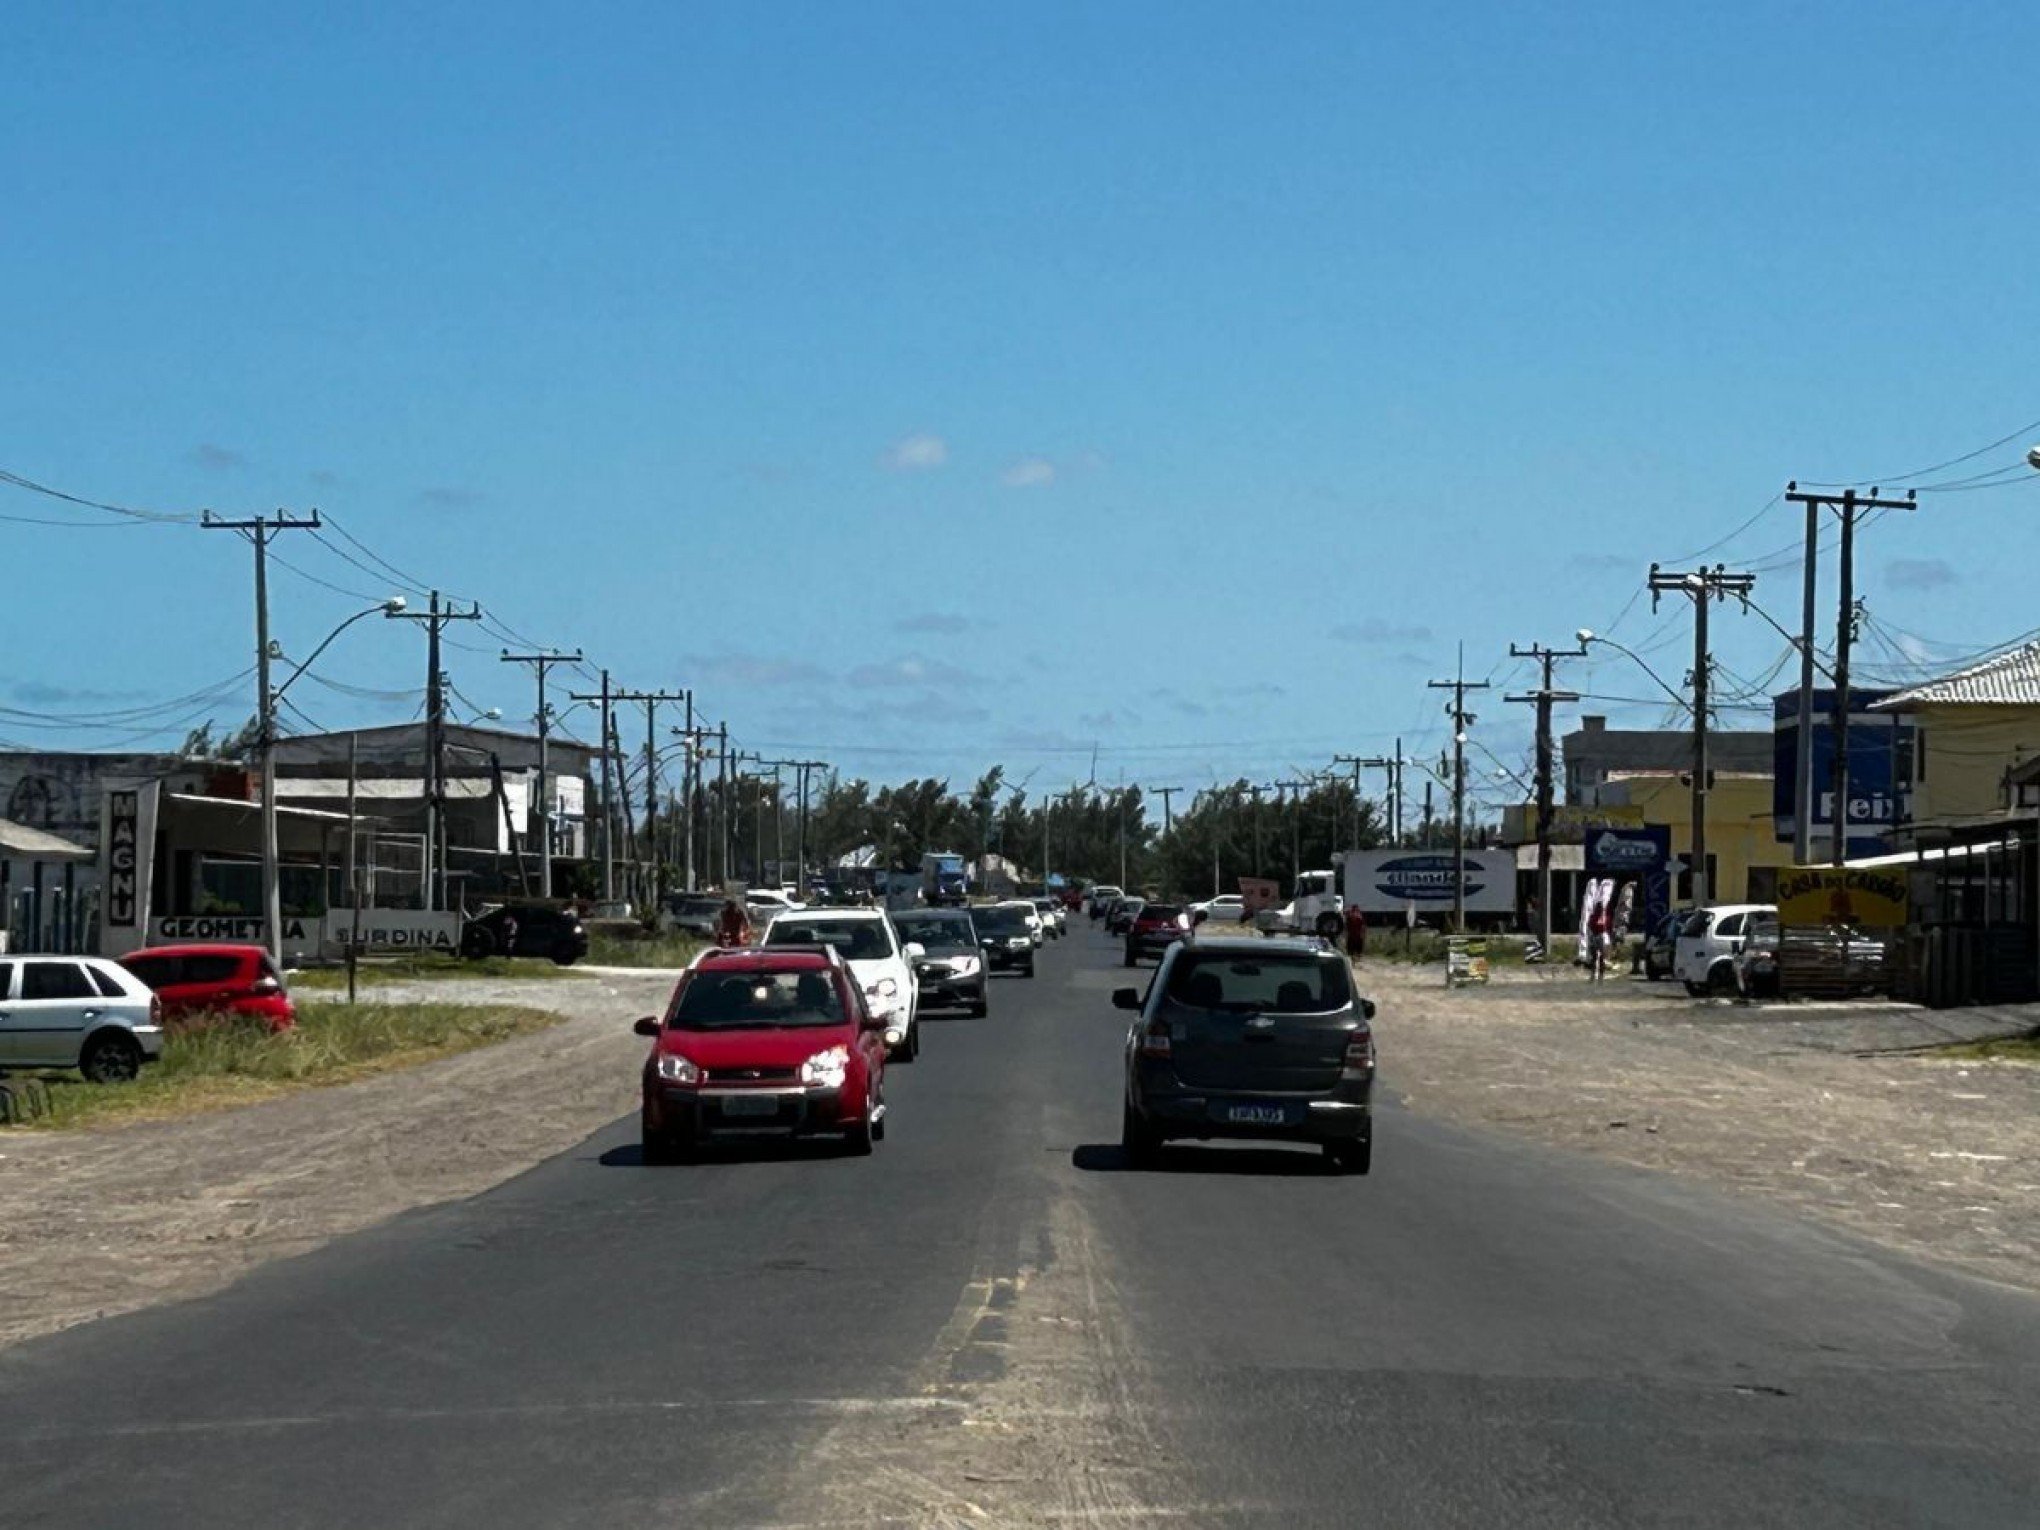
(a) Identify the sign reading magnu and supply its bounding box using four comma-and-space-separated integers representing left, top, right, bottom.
105, 790, 140, 927
1776, 866, 1909, 929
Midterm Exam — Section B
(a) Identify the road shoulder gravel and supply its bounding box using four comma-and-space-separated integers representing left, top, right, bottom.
0, 971, 673, 1349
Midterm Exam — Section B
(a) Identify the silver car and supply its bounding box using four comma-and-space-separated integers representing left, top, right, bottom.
0, 955, 165, 1081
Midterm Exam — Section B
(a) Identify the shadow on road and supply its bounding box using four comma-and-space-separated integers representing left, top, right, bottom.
599, 1139, 860, 1169
1071, 1143, 1337, 1176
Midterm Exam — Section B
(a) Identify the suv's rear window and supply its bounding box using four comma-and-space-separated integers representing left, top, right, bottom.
1165, 952, 1352, 1013
767, 919, 894, 961
1142, 905, 1181, 920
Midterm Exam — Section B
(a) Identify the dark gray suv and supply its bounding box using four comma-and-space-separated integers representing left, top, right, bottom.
1117, 936, 1374, 1173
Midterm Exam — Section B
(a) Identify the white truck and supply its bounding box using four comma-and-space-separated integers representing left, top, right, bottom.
1251, 868, 1346, 939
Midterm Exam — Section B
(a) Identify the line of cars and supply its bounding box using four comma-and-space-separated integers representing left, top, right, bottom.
631, 896, 1061, 1161
0, 942, 297, 1084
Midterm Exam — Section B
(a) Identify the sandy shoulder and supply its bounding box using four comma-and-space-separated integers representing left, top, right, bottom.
1365, 960, 2040, 1291
0, 971, 675, 1349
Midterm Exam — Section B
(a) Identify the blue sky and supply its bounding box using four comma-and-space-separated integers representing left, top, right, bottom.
6, 2, 2038, 813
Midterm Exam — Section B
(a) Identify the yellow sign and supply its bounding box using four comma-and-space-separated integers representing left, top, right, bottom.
1776, 867, 1909, 929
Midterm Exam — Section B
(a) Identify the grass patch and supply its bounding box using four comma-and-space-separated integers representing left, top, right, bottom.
3, 1000, 560, 1131
289, 955, 576, 990
586, 931, 705, 969
1932, 1034, 2040, 1063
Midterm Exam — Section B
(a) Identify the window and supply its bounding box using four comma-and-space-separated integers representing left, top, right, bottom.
1916, 730, 1927, 784
765, 919, 895, 961
180, 954, 244, 985
88, 966, 127, 998
895, 915, 975, 950
670, 968, 845, 1029
1717, 913, 1746, 939
1164, 952, 1353, 1013
0, 964, 12, 1001
23, 962, 96, 1001
123, 954, 185, 988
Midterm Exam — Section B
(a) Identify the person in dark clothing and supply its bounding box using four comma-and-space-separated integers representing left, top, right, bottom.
1344, 904, 1368, 959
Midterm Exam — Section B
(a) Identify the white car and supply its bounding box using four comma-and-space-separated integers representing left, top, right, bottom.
1032, 898, 1066, 938
764, 908, 924, 1060
1087, 885, 1123, 918
1673, 904, 1775, 996
1189, 893, 1247, 923
1002, 899, 1046, 947
0, 955, 164, 1080
745, 888, 806, 918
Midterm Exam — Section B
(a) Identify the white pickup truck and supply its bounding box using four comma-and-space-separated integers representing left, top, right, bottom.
1251, 869, 1345, 939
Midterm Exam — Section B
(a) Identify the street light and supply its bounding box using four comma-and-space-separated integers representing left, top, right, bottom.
1576, 628, 1691, 713
258, 595, 405, 965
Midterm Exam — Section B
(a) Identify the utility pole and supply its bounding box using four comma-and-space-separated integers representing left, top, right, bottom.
1783, 483, 1917, 866
1429, 643, 1491, 932
1649, 565, 1757, 907
387, 590, 484, 913
1507, 640, 1586, 955
1354, 744, 1407, 847
501, 649, 581, 900
792, 760, 828, 894
611, 688, 688, 908
1248, 785, 1265, 875
202, 510, 322, 963
569, 672, 616, 902
1148, 785, 1181, 897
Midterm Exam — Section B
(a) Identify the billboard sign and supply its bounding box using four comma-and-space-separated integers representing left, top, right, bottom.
1341, 850, 1515, 916
1586, 825, 1672, 932
1776, 866, 1909, 929
1773, 688, 1913, 855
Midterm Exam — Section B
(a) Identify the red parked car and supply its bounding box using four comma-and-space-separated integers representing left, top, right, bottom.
635, 944, 887, 1162
117, 943, 297, 1032
1125, 903, 1191, 966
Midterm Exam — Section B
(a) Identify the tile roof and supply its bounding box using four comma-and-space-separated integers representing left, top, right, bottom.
1873, 640, 2040, 709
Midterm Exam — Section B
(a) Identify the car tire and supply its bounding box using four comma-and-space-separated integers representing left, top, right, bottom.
1326, 1134, 1372, 1175
1707, 962, 1736, 995
844, 1100, 876, 1157
1123, 945, 1137, 967
551, 941, 579, 967
641, 1125, 675, 1165
462, 928, 496, 961
969, 992, 988, 1019
1683, 979, 1709, 997
78, 1031, 143, 1085
1122, 1098, 1162, 1166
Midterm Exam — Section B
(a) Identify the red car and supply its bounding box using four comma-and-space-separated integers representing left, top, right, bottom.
635, 944, 887, 1162
118, 943, 297, 1032
1125, 903, 1190, 966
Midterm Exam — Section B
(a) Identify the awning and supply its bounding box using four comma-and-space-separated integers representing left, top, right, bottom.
0, 817, 93, 862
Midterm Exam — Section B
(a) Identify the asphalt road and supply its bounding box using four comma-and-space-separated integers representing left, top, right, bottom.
6, 925, 2040, 1527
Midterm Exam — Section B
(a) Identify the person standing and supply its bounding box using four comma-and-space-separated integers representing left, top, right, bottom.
1344, 903, 1368, 960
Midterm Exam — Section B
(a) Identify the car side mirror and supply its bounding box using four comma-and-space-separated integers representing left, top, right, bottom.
1360, 998, 1377, 1022
1112, 987, 1141, 1011
861, 1009, 889, 1032
904, 941, 926, 962
632, 1016, 661, 1037
980, 937, 996, 949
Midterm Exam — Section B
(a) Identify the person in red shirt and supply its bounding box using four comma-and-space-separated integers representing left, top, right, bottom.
1344, 904, 1368, 959
715, 898, 752, 947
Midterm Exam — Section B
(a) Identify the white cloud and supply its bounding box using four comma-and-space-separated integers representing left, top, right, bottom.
1001, 456, 1056, 489
879, 433, 948, 472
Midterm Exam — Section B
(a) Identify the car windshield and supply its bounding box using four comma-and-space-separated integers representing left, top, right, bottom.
1165, 951, 1353, 1013
765, 918, 895, 961
670, 968, 845, 1029
973, 905, 1029, 935
894, 914, 975, 951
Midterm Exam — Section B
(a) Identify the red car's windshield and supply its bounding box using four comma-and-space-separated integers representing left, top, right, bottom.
670, 969, 845, 1029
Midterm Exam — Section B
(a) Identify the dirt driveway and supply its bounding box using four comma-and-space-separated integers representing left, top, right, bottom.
1367, 959, 2040, 1291
0, 970, 675, 1350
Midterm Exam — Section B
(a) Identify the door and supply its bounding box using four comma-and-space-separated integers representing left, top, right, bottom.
5, 959, 103, 1067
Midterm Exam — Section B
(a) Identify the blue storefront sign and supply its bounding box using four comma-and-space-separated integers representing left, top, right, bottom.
1772, 689, 1913, 856
1586, 826, 1672, 931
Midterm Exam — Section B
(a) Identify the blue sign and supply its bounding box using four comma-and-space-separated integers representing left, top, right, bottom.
1772, 689, 1913, 856
1587, 826, 1672, 931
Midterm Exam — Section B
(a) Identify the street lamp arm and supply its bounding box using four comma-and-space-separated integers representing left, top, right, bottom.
272, 598, 405, 707
1579, 632, 1691, 713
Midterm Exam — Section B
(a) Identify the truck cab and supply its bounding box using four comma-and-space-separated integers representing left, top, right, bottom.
1252, 869, 1346, 939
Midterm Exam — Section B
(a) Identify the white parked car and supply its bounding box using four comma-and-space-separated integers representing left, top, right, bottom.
744, 888, 805, 918
1673, 904, 1775, 996
1189, 893, 1247, 923
764, 908, 924, 1060
1002, 899, 1046, 947
0, 955, 164, 1081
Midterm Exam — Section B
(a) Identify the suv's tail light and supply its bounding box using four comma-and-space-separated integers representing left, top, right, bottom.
1342, 1026, 1375, 1076
1139, 1019, 1172, 1059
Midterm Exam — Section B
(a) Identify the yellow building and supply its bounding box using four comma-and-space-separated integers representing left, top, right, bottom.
1873, 641, 2040, 834
1588, 772, 1796, 904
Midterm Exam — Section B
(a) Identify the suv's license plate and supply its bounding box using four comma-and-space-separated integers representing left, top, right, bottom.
720, 1094, 782, 1117
1225, 1103, 1289, 1126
